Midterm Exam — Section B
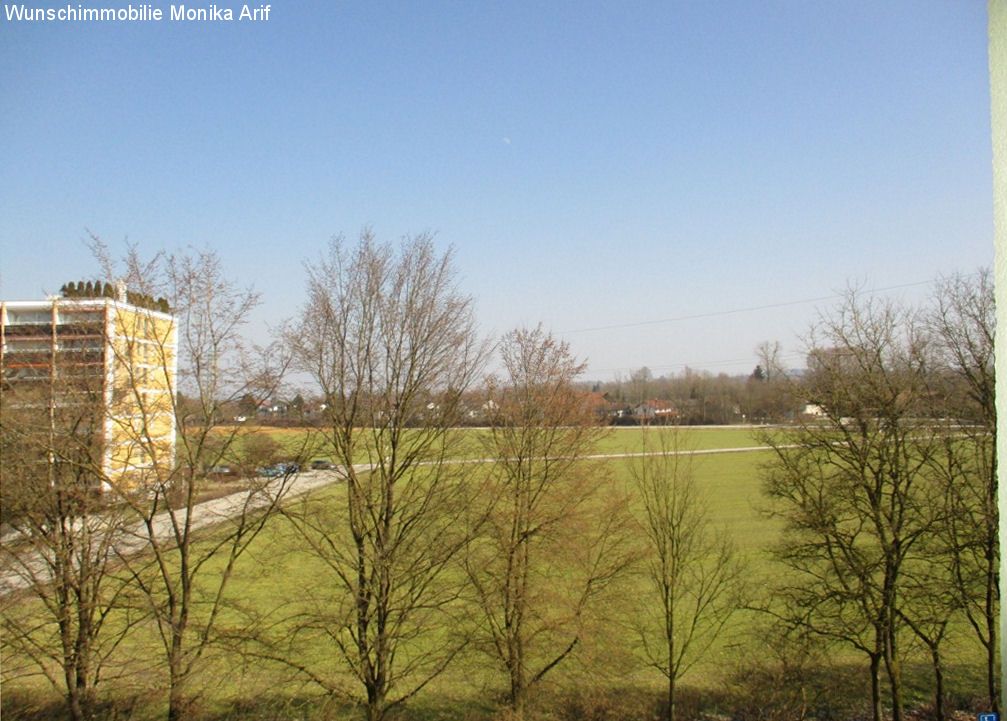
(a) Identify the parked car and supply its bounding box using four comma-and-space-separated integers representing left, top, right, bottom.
310, 459, 335, 470
257, 463, 299, 478
207, 465, 237, 480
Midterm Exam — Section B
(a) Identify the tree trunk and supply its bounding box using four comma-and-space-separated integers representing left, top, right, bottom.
885, 626, 903, 721
931, 644, 945, 721
75, 673, 94, 721
366, 683, 386, 721
869, 653, 883, 721
508, 526, 528, 721
665, 583, 676, 721
167, 659, 188, 721
667, 673, 676, 721
67, 688, 86, 721
510, 676, 527, 721
167, 689, 185, 721
986, 575, 999, 715
63, 655, 90, 721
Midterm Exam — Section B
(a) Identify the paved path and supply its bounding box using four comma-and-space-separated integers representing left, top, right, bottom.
0, 463, 372, 595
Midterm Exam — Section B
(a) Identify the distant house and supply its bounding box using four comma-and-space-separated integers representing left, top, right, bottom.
633, 399, 679, 424
581, 391, 615, 422
803, 403, 826, 417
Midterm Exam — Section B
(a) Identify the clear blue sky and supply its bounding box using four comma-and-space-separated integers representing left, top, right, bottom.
0, 2, 994, 380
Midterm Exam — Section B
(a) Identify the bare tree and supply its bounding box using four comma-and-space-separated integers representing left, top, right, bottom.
0, 353, 137, 721
760, 291, 939, 721
465, 326, 633, 720
756, 340, 785, 382
630, 365, 653, 406
280, 232, 487, 721
747, 340, 793, 423
896, 542, 957, 721
926, 268, 997, 712
628, 427, 742, 721
88, 240, 296, 721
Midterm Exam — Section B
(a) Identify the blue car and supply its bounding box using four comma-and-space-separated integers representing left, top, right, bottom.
257, 463, 299, 478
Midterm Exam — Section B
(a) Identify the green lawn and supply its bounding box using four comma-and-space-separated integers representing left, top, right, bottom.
181, 442, 782, 718
215, 424, 768, 467
595, 425, 765, 455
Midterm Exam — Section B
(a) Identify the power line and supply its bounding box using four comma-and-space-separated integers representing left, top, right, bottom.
558, 279, 936, 335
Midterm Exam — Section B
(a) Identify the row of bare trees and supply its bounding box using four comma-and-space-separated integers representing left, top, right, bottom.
279, 237, 716, 721
759, 271, 996, 721
2, 232, 744, 721
600, 347, 801, 425
1, 232, 995, 721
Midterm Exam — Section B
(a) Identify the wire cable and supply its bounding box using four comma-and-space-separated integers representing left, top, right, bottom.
558, 279, 936, 335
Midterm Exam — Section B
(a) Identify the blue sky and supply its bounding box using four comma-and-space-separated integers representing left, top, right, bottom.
0, 2, 994, 379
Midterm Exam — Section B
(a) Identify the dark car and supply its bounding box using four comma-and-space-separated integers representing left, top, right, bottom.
257, 463, 299, 478
310, 459, 335, 470
207, 465, 237, 480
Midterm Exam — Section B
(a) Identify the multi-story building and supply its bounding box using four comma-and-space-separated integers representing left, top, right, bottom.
1, 291, 177, 490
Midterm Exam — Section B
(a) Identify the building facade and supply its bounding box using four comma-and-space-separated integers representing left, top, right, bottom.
1, 294, 177, 489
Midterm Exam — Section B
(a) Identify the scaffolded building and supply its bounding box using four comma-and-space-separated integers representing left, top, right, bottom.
1, 293, 177, 489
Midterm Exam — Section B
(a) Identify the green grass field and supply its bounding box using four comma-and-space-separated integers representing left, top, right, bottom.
1, 426, 991, 721
220, 424, 767, 465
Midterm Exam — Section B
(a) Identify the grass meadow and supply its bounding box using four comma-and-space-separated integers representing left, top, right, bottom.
0, 427, 991, 720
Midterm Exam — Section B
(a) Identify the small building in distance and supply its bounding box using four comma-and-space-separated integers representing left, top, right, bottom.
633, 399, 679, 424
1, 286, 177, 491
